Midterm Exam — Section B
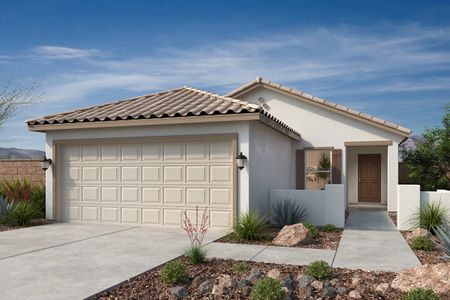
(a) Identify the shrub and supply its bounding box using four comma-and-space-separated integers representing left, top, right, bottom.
4, 202, 42, 226
402, 288, 439, 300
321, 224, 337, 233
184, 244, 207, 265
271, 199, 308, 228
0, 178, 33, 202
304, 223, 319, 239
411, 236, 435, 251
233, 212, 269, 241
29, 184, 45, 217
305, 260, 333, 279
232, 262, 251, 273
412, 202, 448, 233
161, 261, 187, 284
435, 221, 450, 260
251, 278, 285, 300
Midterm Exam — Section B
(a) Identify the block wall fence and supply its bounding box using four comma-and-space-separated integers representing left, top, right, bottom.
0, 159, 45, 184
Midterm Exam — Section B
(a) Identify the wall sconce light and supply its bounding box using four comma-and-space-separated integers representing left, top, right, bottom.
40, 157, 52, 171
236, 152, 247, 170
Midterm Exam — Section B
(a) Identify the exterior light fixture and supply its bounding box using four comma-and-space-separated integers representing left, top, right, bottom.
40, 157, 52, 171
236, 152, 247, 170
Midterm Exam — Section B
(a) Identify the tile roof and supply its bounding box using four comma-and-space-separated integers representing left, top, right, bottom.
27, 86, 300, 138
227, 77, 412, 137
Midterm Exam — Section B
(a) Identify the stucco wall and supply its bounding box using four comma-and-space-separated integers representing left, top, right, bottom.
347, 146, 387, 205
0, 159, 45, 184
248, 121, 295, 216
239, 87, 405, 210
44, 122, 251, 220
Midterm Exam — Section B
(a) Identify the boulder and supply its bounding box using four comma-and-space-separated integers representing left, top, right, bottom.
191, 276, 203, 288
298, 287, 312, 299
245, 267, 262, 284
272, 223, 313, 246
198, 280, 213, 294
218, 275, 237, 289
170, 286, 188, 298
297, 274, 314, 288
391, 263, 450, 294
311, 280, 323, 290
267, 268, 281, 280
406, 228, 431, 241
348, 290, 362, 299
336, 286, 347, 296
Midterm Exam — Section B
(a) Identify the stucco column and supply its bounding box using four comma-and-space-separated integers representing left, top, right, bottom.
45, 136, 54, 220
387, 142, 399, 211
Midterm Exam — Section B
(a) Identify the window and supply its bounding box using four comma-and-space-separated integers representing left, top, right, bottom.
305, 150, 332, 190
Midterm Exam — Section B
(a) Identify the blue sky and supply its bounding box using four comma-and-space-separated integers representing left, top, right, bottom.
1, 0, 449, 150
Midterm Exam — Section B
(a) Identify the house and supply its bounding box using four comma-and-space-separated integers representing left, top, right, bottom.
27, 77, 411, 228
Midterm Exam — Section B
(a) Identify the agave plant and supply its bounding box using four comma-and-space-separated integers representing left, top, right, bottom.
271, 199, 308, 228
0, 196, 16, 224
435, 221, 450, 261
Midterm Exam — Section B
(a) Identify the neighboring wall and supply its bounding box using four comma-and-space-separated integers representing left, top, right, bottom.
397, 185, 450, 230
248, 121, 295, 216
0, 159, 45, 184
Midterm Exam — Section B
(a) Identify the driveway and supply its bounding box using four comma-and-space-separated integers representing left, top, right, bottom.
0, 223, 226, 300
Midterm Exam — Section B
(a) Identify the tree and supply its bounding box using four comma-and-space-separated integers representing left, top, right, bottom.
0, 81, 40, 127
401, 105, 450, 191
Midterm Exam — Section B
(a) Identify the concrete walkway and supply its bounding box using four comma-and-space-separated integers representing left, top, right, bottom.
333, 206, 421, 272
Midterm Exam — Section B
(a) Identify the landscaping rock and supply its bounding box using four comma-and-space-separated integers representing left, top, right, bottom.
298, 287, 312, 299
406, 228, 430, 241
297, 274, 315, 288
321, 283, 335, 297
198, 280, 213, 294
241, 286, 252, 297
391, 263, 450, 294
375, 282, 390, 293
267, 268, 281, 280
218, 274, 237, 289
237, 279, 250, 288
245, 267, 262, 284
336, 286, 347, 296
311, 280, 324, 290
191, 276, 203, 288
211, 284, 224, 296
329, 278, 340, 287
351, 276, 362, 285
170, 286, 188, 298
348, 290, 362, 299
280, 274, 293, 289
272, 223, 313, 246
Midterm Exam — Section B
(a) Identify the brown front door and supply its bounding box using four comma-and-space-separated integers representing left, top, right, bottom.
358, 154, 381, 203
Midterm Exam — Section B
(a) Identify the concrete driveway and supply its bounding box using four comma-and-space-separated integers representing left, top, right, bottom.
0, 223, 226, 300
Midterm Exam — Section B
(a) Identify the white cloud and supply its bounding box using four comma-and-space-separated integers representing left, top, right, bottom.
32, 46, 102, 60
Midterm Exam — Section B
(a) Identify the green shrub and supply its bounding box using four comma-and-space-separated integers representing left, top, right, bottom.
29, 184, 45, 217
412, 202, 448, 233
305, 260, 333, 279
4, 202, 42, 226
251, 278, 285, 300
435, 221, 450, 260
411, 236, 435, 251
304, 223, 319, 239
271, 199, 308, 228
0, 178, 33, 202
321, 224, 337, 233
161, 261, 187, 284
184, 244, 207, 265
402, 288, 439, 300
233, 212, 269, 241
232, 262, 251, 273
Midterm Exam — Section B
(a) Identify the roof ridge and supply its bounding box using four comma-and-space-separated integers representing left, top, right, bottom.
183, 86, 261, 110
226, 77, 411, 136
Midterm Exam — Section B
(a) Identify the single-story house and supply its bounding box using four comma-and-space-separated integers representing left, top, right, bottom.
27, 77, 411, 228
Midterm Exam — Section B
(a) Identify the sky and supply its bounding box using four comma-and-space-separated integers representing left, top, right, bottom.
1, 0, 450, 150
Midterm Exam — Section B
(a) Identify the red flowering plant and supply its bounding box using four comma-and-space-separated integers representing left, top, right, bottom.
181, 206, 210, 264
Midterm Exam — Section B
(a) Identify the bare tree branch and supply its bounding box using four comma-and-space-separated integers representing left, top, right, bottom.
0, 80, 41, 127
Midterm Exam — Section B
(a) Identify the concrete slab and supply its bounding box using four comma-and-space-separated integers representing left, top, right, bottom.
206, 242, 267, 261
333, 207, 421, 272
0, 223, 225, 300
252, 246, 335, 266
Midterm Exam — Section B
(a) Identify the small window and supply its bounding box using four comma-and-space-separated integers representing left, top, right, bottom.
305, 150, 332, 190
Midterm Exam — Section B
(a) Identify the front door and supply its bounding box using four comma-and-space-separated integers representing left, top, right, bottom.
358, 154, 381, 203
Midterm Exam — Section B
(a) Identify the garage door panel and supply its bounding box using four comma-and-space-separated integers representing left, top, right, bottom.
60, 138, 234, 228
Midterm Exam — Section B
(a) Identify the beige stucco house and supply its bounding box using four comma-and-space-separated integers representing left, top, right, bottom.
27, 77, 411, 228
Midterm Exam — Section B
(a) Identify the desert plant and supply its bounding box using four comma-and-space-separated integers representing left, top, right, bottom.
160, 261, 187, 284
305, 260, 333, 279
251, 278, 285, 300
0, 178, 33, 202
271, 199, 308, 228
184, 244, 207, 265
411, 236, 435, 251
233, 212, 269, 241
232, 262, 251, 273
435, 221, 450, 260
316, 152, 331, 186
321, 224, 337, 233
412, 202, 448, 233
181, 206, 209, 247
304, 223, 320, 239
0, 196, 14, 216
402, 288, 439, 300
29, 184, 45, 216
4, 202, 42, 226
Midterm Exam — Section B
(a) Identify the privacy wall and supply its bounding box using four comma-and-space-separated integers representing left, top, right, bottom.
0, 159, 45, 184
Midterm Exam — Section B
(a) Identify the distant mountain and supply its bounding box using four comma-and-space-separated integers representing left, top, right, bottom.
0, 147, 45, 159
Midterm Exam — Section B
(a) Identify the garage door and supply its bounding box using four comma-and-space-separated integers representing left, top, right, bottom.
58, 138, 235, 228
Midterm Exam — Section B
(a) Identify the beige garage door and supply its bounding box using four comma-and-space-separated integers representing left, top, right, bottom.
58, 137, 235, 228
